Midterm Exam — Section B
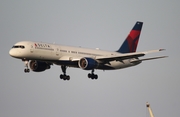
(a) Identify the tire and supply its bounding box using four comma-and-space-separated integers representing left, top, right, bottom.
88, 73, 91, 78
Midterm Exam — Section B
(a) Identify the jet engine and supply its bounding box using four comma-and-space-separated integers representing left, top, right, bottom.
78, 57, 98, 70
29, 60, 50, 72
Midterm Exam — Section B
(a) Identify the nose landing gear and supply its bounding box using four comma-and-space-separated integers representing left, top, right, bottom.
24, 60, 30, 73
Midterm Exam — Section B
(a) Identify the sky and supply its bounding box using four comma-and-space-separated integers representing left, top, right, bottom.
0, 0, 179, 117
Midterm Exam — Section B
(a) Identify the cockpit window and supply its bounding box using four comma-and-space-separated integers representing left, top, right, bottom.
12, 45, 25, 49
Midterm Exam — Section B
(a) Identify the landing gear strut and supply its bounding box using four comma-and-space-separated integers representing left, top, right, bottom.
24, 60, 30, 73
60, 65, 70, 80
88, 69, 98, 80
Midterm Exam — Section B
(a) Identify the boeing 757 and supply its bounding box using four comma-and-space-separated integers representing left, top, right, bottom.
9, 21, 167, 80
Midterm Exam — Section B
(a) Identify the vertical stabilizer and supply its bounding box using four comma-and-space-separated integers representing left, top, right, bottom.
117, 21, 143, 53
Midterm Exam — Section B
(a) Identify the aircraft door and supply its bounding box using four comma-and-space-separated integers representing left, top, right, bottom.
56, 47, 61, 57
30, 44, 34, 53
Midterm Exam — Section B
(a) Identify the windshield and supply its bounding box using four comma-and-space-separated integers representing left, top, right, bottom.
12, 45, 25, 49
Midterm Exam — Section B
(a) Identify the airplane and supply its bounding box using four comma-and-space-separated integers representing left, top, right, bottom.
9, 21, 167, 80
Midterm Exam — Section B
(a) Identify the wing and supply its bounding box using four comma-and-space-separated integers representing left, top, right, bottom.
96, 49, 166, 62
53, 49, 166, 66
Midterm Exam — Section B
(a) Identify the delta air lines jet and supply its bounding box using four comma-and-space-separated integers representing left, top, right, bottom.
9, 22, 167, 80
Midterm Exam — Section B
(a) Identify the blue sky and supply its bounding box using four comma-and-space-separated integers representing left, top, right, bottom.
0, 0, 179, 117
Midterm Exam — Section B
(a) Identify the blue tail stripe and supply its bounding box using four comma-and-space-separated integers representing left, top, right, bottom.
118, 40, 129, 53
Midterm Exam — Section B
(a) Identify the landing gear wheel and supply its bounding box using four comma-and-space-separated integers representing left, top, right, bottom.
60, 74, 63, 79
94, 74, 98, 79
88, 73, 91, 78
24, 68, 30, 73
91, 74, 98, 80
66, 75, 70, 80
59, 65, 70, 81
23, 60, 30, 73
88, 70, 98, 80
59, 74, 70, 80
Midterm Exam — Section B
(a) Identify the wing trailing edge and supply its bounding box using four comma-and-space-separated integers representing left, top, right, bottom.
130, 56, 168, 63
96, 49, 166, 62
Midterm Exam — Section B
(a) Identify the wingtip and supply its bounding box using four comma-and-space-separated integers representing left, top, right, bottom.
163, 56, 168, 58
159, 49, 166, 51
158, 56, 168, 58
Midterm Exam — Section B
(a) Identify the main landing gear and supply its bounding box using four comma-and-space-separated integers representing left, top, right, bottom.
59, 66, 98, 80
60, 65, 70, 80
24, 60, 30, 73
88, 69, 98, 80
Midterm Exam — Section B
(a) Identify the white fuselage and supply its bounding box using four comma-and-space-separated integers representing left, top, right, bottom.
9, 41, 140, 70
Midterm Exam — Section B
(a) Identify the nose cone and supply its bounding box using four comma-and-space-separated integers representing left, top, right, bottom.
9, 48, 25, 59
9, 49, 17, 58
9, 49, 14, 57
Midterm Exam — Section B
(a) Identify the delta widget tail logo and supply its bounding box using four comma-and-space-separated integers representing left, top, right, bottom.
117, 22, 143, 53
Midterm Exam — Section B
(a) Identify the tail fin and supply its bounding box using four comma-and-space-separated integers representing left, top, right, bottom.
117, 21, 143, 53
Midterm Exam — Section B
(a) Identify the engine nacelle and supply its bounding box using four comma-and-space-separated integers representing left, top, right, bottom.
29, 60, 50, 72
78, 57, 98, 70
